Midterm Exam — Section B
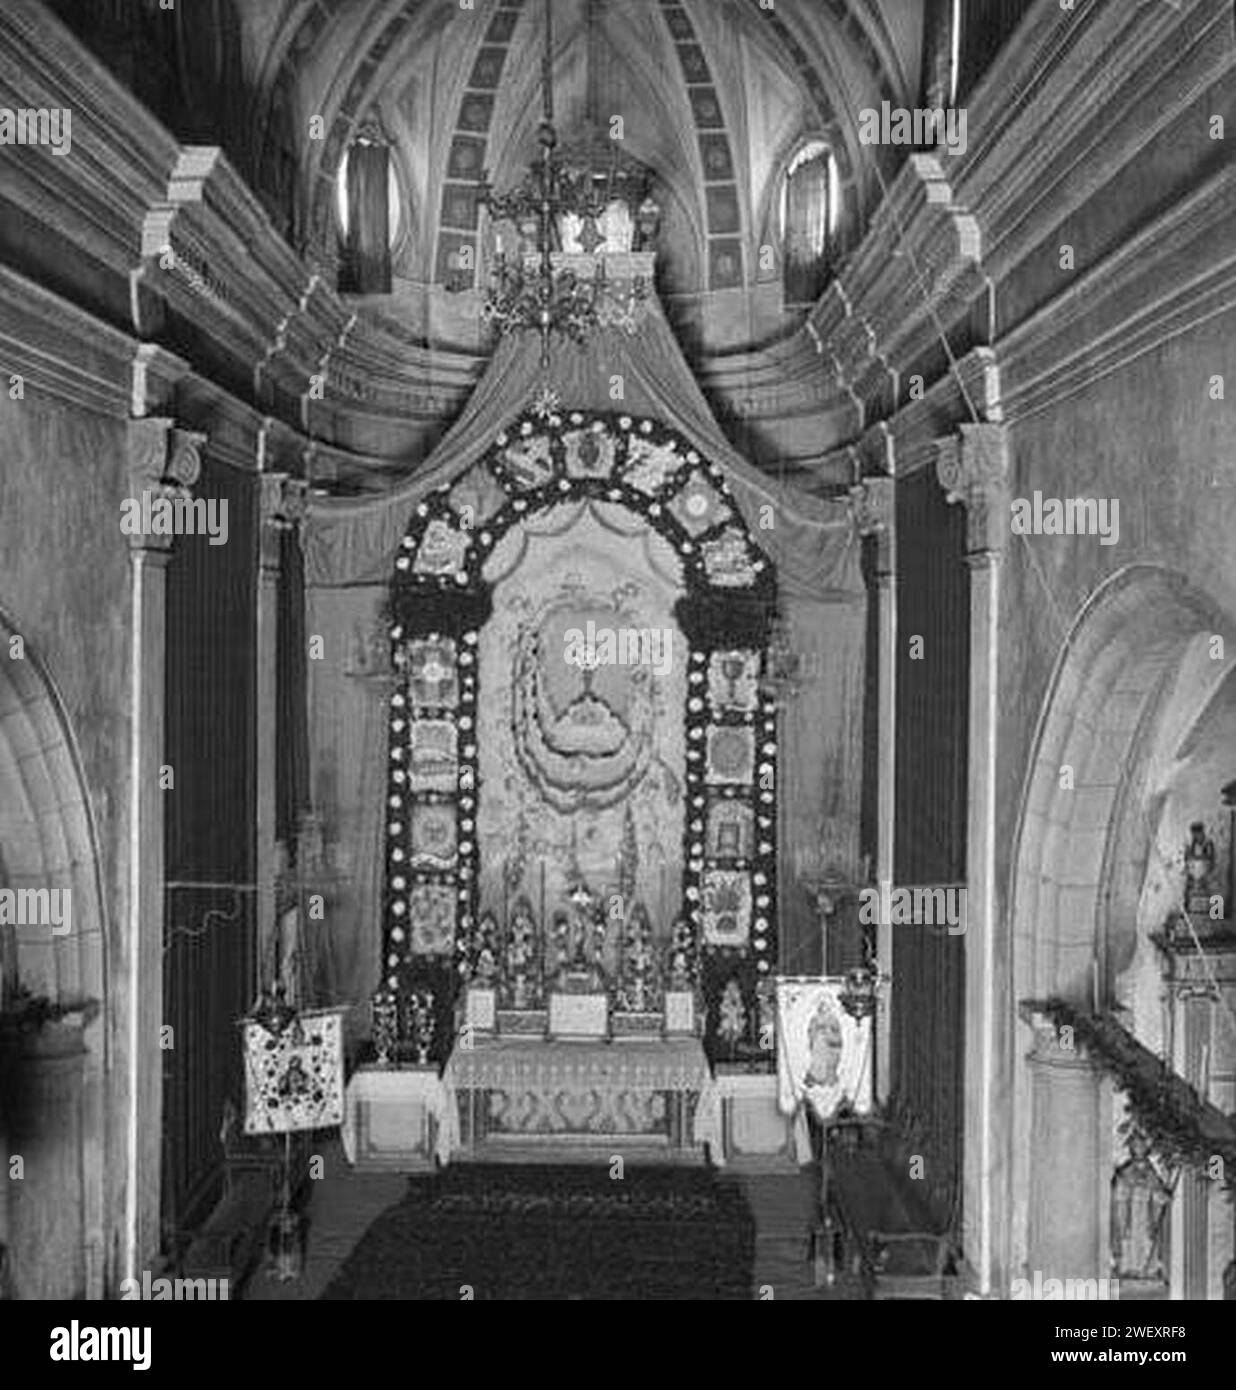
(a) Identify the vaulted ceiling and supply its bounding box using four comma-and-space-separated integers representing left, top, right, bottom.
240, 0, 925, 299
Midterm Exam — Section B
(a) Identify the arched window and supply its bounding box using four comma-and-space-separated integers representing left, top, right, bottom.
336, 132, 402, 293
779, 141, 839, 306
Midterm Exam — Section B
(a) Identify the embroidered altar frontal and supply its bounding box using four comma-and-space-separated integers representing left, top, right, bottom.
444, 1036, 719, 1158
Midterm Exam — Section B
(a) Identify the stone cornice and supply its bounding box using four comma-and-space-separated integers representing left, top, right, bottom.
813, 0, 1233, 474
997, 164, 1236, 423
0, 264, 135, 417
954, 0, 1234, 285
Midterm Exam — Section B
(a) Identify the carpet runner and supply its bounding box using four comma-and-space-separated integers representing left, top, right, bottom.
321, 1163, 755, 1300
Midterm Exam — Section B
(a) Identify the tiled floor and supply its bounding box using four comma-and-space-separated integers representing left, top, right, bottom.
243, 1142, 854, 1301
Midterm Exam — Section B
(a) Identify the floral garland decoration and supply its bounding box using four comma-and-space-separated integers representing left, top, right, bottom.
1029, 997, 1236, 1190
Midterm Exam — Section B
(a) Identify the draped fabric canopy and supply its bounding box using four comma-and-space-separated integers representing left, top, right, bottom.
304, 300, 858, 600
303, 296, 865, 1044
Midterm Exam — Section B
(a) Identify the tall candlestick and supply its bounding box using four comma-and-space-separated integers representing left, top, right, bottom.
1092, 958, 1100, 1014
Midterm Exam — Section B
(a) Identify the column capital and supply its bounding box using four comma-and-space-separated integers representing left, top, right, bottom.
259, 471, 309, 529
125, 418, 208, 552
934, 423, 1010, 557
259, 472, 308, 571
848, 477, 895, 575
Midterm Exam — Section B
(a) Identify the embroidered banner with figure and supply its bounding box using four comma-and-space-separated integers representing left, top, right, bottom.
243, 1006, 346, 1134
775, 978, 871, 1121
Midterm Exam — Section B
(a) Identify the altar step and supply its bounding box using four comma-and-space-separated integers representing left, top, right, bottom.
458, 1132, 705, 1166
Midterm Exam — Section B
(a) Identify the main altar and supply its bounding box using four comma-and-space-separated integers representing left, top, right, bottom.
306, 107, 869, 1176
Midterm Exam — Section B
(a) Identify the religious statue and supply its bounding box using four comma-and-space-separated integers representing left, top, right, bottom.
717, 979, 747, 1056
1183, 821, 1217, 915
474, 913, 499, 986
618, 903, 658, 1013
553, 883, 607, 988
666, 917, 696, 990
506, 897, 540, 1009
1110, 1129, 1171, 1284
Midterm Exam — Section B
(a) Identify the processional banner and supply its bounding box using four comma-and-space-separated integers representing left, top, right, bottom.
242, 1006, 347, 1135
775, 979, 871, 1122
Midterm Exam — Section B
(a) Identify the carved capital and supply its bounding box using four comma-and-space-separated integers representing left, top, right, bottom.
125, 419, 208, 551
259, 472, 308, 571
260, 472, 308, 529
934, 423, 1010, 557
849, 477, 895, 575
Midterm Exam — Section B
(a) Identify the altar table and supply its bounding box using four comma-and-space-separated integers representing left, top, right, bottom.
442, 1037, 722, 1163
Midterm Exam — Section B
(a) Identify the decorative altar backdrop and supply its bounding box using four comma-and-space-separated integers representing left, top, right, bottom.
303, 299, 865, 1046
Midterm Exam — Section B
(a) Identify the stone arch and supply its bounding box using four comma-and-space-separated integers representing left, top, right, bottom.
1006, 564, 1236, 1284
0, 608, 110, 1299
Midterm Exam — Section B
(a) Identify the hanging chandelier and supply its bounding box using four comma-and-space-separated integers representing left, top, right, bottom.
477, 0, 661, 367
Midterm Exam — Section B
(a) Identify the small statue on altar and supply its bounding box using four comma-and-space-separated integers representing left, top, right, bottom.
507, 898, 540, 1009
619, 903, 658, 1013
549, 884, 608, 989
667, 917, 696, 990
717, 978, 747, 1057
1110, 1128, 1171, 1284
474, 913, 499, 987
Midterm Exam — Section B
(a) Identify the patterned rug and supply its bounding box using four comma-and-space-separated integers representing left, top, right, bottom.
321, 1164, 755, 1300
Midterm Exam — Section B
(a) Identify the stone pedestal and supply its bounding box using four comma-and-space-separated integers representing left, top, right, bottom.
341, 1066, 448, 1171
713, 1071, 795, 1169
1025, 1022, 1109, 1286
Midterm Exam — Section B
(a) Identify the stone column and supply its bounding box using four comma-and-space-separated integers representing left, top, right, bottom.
123, 418, 205, 1285
1024, 1014, 1110, 1284
256, 471, 307, 992
850, 478, 895, 1100
935, 423, 1009, 1294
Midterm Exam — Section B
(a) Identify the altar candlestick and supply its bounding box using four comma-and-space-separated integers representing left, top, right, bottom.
1091, 958, 1100, 1014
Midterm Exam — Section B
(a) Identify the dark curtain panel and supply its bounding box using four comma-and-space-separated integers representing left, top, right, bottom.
783, 152, 831, 305
957, 0, 1038, 103
277, 526, 309, 849
162, 461, 257, 1244
345, 141, 391, 295
889, 467, 968, 1228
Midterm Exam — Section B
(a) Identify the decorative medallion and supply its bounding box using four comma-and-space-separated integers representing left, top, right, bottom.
407, 883, 457, 956
706, 799, 754, 860
702, 869, 752, 946
563, 426, 617, 480
409, 802, 458, 871
701, 527, 757, 587
705, 724, 755, 785
708, 649, 760, 713
450, 464, 508, 528
408, 719, 459, 792
407, 638, 459, 709
501, 433, 554, 488
669, 471, 732, 537
623, 436, 681, 495
414, 517, 470, 576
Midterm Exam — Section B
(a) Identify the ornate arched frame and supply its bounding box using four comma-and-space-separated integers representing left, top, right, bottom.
380, 406, 781, 1062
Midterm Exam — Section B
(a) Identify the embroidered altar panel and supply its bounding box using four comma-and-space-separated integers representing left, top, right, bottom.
478, 503, 686, 971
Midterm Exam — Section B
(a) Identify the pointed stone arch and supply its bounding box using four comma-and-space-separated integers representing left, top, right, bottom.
1006, 564, 1236, 1288
0, 608, 110, 1299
